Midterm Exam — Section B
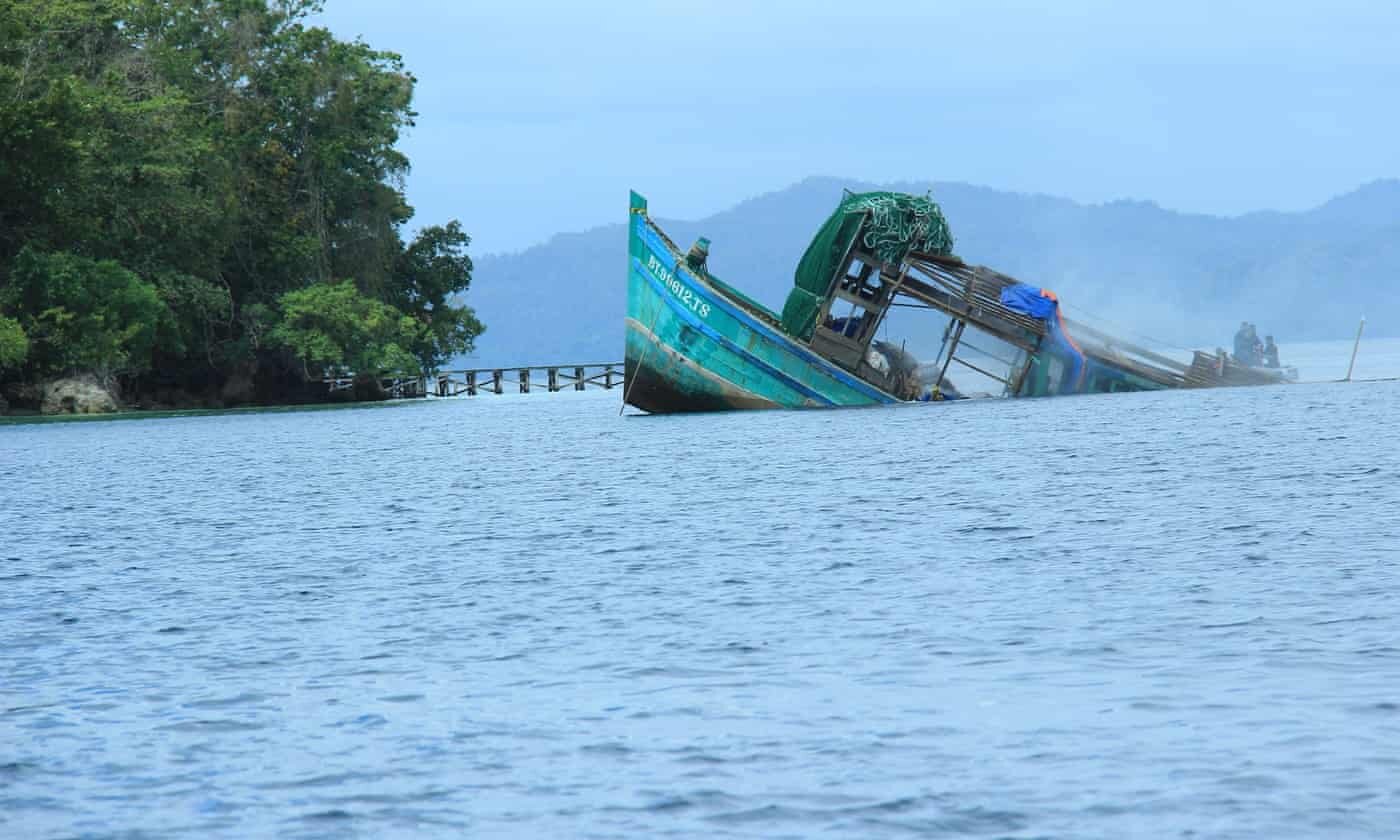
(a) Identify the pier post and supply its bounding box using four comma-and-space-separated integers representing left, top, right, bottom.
492, 369, 503, 394
519, 368, 530, 393
574, 367, 585, 391
548, 368, 559, 392
466, 370, 477, 396
604, 365, 615, 389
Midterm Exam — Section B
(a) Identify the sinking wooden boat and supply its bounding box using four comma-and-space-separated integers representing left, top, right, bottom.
623, 189, 1280, 414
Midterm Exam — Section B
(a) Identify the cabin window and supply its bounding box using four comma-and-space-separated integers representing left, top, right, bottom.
838, 259, 882, 302
826, 303, 870, 340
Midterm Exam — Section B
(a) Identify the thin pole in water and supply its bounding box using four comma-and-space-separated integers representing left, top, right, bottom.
1345, 317, 1366, 382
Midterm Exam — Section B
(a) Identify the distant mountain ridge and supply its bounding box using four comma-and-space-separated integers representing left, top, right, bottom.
464, 177, 1400, 367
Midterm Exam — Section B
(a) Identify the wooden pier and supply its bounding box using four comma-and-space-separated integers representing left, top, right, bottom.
433, 363, 625, 396
323, 363, 625, 399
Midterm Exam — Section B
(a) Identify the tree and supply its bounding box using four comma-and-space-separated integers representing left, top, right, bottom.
269, 280, 422, 375
1, 247, 168, 378
0, 316, 27, 371
0, 0, 483, 403
390, 221, 484, 370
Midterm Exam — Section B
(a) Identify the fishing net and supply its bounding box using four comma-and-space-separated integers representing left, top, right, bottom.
781, 191, 954, 339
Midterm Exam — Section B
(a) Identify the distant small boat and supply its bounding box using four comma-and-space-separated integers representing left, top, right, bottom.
1185, 353, 1299, 387
623, 190, 1284, 414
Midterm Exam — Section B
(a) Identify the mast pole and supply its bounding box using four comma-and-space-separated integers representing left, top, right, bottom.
1344, 317, 1366, 382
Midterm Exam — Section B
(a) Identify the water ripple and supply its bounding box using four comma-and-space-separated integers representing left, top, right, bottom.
3, 379, 1400, 837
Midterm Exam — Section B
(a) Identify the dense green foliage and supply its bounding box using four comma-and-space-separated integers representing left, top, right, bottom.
0, 0, 480, 400
0, 315, 27, 370
2, 247, 165, 376
270, 281, 419, 375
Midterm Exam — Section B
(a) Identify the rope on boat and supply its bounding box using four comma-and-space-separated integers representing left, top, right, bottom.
620, 282, 666, 415
1061, 301, 1194, 353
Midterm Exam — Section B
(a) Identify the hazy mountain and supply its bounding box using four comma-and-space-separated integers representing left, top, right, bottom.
463, 177, 1400, 368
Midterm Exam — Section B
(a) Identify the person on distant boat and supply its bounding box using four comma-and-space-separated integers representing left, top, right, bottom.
1263, 336, 1280, 368
1233, 322, 1252, 364
1235, 322, 1264, 366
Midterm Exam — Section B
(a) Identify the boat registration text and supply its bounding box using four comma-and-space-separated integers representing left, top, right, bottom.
647, 254, 711, 319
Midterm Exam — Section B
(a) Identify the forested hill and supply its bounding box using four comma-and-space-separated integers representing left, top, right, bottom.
0, 1, 481, 413
468, 177, 1400, 367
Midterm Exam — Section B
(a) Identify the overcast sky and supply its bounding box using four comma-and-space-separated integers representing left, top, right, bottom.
314, 0, 1400, 254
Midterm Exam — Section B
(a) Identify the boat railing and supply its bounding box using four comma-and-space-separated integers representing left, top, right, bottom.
640, 215, 784, 328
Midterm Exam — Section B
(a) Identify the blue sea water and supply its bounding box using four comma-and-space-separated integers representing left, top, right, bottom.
3, 339, 1400, 838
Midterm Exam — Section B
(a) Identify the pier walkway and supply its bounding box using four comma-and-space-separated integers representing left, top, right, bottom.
323, 363, 625, 399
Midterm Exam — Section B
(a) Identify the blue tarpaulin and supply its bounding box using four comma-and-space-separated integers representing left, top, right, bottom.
999, 283, 1058, 320
999, 283, 1087, 394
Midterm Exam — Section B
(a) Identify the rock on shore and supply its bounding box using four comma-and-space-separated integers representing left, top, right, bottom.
40, 375, 119, 415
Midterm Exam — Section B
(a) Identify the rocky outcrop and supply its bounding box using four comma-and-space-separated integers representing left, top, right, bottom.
40, 374, 119, 415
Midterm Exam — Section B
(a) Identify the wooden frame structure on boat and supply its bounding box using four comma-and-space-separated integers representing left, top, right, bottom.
807, 231, 1286, 397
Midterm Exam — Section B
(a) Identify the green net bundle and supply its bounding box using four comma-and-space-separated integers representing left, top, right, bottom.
781, 191, 954, 339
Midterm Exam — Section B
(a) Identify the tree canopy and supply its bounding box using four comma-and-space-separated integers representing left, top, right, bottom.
2, 247, 165, 377
270, 280, 421, 376
0, 0, 481, 399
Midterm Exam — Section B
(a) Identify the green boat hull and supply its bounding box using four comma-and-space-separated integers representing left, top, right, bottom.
623, 196, 900, 414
